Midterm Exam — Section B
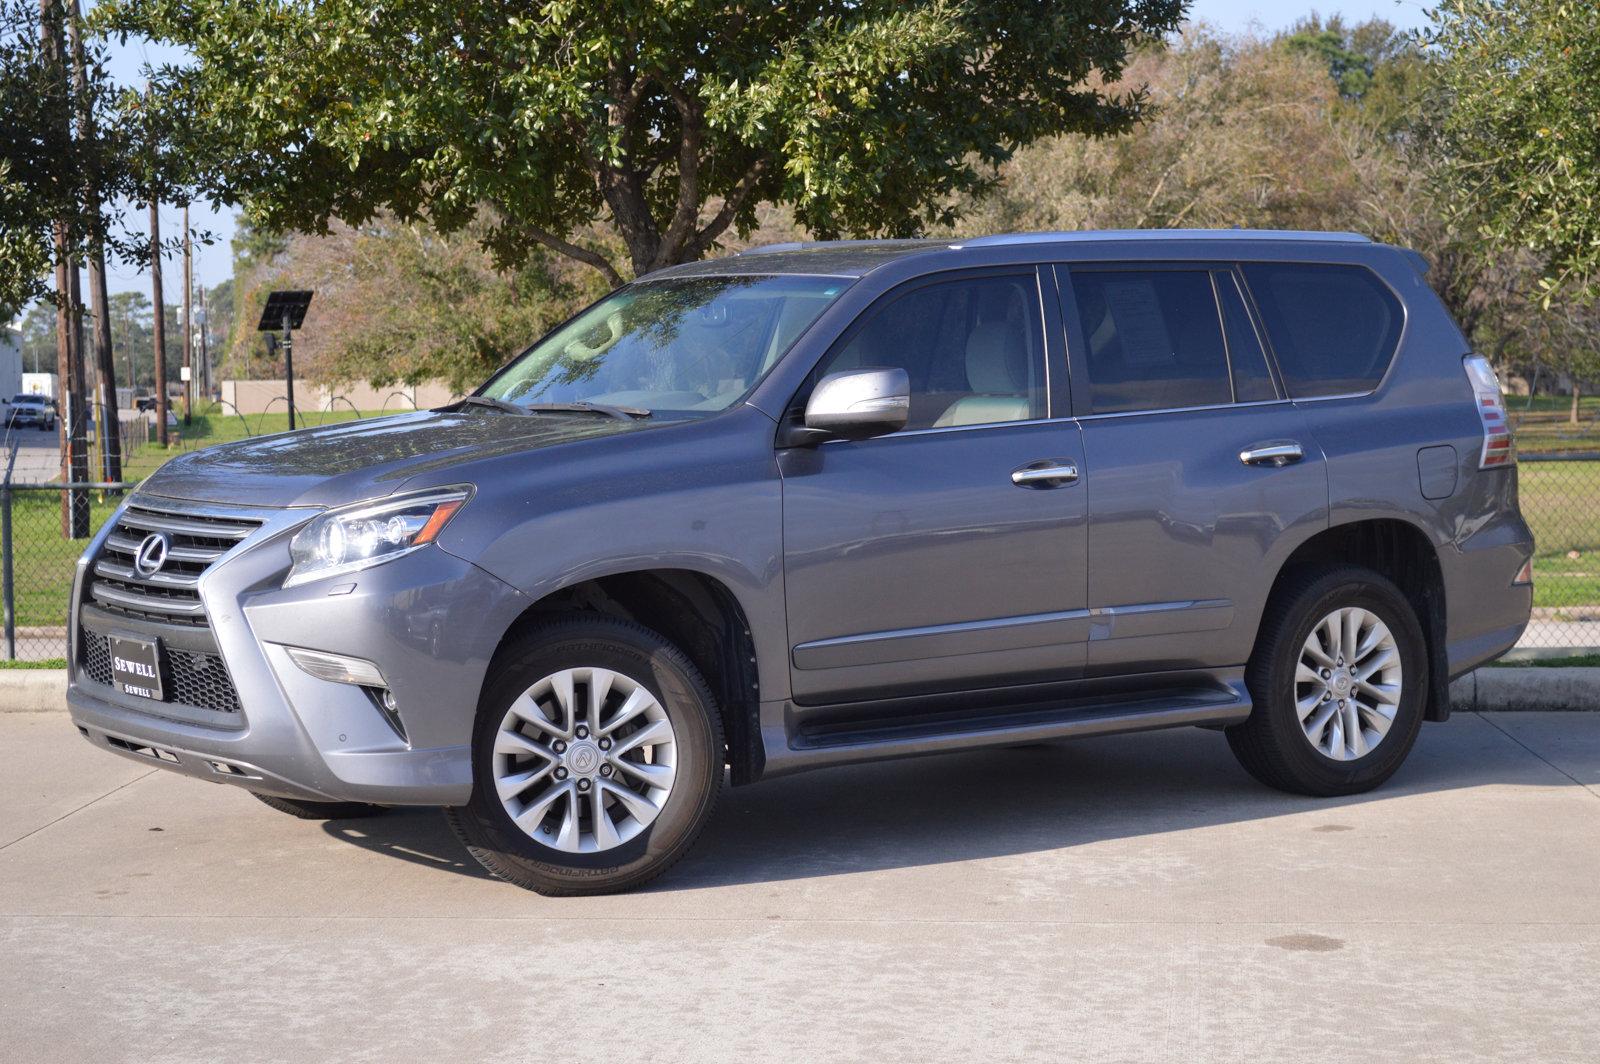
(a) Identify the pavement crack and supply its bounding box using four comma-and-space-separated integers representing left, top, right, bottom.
0, 768, 158, 853
1476, 712, 1600, 801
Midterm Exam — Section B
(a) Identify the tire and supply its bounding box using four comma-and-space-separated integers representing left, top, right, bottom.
1227, 564, 1428, 797
252, 792, 390, 819
445, 616, 724, 897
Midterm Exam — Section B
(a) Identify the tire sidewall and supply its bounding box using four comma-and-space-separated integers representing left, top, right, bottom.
460, 620, 721, 890
1254, 572, 1427, 792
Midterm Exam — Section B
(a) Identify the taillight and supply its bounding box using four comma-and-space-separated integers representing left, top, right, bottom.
1513, 559, 1533, 586
1464, 353, 1515, 469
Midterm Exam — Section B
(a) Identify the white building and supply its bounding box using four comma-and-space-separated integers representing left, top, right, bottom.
0, 322, 22, 401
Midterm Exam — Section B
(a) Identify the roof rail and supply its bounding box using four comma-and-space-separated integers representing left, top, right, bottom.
737, 238, 930, 256
955, 229, 1371, 247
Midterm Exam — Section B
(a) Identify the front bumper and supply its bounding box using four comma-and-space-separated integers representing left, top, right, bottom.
67, 497, 529, 805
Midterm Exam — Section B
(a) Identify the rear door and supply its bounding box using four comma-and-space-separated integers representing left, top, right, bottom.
1056, 263, 1329, 673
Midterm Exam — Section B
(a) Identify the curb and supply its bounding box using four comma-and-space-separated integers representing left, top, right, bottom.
0, 669, 67, 713
1449, 667, 1600, 713
1, 667, 1595, 714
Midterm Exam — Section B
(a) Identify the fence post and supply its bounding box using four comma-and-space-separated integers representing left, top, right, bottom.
2, 441, 16, 661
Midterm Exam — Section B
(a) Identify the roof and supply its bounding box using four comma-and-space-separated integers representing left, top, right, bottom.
652, 228, 1376, 280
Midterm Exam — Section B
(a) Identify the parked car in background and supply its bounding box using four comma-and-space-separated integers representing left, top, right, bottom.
9, 394, 56, 431
66, 230, 1533, 896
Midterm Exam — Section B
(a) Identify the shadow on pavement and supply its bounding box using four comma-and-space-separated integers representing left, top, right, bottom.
315, 720, 1554, 891
321, 808, 496, 881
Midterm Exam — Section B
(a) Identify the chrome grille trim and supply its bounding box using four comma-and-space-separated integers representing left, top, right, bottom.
92, 559, 200, 590
116, 510, 256, 540
86, 498, 269, 623
104, 532, 225, 564
89, 581, 207, 615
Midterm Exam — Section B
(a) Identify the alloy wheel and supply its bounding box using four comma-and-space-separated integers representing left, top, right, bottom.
492, 667, 677, 853
1295, 606, 1403, 761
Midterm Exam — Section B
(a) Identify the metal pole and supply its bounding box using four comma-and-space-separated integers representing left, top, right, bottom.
181, 205, 192, 425
283, 311, 295, 431
3, 441, 18, 661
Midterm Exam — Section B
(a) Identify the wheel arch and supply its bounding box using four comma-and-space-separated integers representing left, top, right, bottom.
485, 567, 764, 784
1262, 517, 1450, 722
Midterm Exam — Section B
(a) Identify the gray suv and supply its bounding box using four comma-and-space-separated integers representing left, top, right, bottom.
67, 230, 1533, 895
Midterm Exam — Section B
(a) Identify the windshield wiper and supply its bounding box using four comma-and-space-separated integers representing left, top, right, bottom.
523, 402, 652, 422
450, 395, 532, 416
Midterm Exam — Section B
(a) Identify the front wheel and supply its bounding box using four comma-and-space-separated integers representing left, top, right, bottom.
445, 616, 724, 896
1227, 565, 1427, 797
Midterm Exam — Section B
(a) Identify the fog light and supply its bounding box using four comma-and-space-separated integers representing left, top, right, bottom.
284, 646, 386, 688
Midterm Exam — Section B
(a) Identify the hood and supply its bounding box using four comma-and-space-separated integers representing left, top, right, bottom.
136, 409, 646, 508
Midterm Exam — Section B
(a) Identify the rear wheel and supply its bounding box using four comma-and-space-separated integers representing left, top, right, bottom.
1227, 565, 1427, 796
252, 793, 390, 819
446, 616, 723, 896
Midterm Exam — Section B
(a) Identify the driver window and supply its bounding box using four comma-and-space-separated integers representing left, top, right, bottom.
816, 274, 1046, 431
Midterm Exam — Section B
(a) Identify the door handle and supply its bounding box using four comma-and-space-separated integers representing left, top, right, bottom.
1011, 460, 1079, 487
1239, 441, 1304, 467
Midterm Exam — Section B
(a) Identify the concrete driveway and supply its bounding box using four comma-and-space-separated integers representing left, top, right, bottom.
3, 709, 1597, 1063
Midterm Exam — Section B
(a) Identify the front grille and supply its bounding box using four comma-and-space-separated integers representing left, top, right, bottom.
78, 630, 243, 715
88, 502, 262, 625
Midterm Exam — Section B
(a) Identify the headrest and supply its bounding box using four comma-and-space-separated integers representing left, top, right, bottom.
965, 321, 1026, 394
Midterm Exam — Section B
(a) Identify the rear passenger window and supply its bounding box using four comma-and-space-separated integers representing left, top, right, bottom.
1241, 263, 1402, 398
815, 273, 1045, 431
1217, 272, 1278, 402
1068, 270, 1231, 414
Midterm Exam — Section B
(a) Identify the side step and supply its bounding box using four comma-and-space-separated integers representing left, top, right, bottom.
758, 678, 1253, 779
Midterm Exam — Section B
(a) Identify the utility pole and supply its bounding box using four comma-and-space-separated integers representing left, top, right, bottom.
198, 284, 209, 407
65, 0, 120, 483
149, 197, 169, 446
181, 204, 192, 424
40, 0, 89, 537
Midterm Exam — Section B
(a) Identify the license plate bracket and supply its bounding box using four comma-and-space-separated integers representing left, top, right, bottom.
109, 635, 165, 701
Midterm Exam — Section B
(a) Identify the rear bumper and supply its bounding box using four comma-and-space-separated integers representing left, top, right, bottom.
66, 499, 528, 806
1442, 514, 1534, 679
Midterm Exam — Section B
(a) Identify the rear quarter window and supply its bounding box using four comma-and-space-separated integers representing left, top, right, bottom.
1241, 263, 1403, 398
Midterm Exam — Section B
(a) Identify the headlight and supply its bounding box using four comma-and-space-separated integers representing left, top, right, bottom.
285, 488, 471, 588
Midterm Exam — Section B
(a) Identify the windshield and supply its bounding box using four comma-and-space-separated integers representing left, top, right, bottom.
480, 275, 848, 417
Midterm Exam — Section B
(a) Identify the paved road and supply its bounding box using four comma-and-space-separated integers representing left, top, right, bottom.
1, 424, 64, 481
3, 710, 1597, 1063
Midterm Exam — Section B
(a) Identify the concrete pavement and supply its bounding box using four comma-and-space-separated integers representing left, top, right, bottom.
3, 709, 1598, 1063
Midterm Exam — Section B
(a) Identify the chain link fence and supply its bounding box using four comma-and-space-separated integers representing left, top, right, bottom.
0, 420, 1596, 666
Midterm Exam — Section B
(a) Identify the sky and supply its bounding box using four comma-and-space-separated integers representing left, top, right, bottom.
96, 0, 1436, 301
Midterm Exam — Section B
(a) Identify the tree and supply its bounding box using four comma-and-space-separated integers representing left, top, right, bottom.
950, 27, 1370, 236
109, 0, 1183, 288
1426, 0, 1600, 306
226, 215, 609, 393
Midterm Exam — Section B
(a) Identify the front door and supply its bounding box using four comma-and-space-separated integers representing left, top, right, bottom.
1056, 264, 1329, 673
779, 269, 1089, 704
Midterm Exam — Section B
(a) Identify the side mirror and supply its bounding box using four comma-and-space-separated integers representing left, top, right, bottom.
785, 367, 910, 446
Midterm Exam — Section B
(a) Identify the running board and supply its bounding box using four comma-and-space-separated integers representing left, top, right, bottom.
757, 679, 1252, 779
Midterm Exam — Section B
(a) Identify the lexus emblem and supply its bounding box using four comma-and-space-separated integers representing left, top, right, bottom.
133, 532, 171, 577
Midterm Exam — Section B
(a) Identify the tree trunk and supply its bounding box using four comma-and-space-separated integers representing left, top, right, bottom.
1572, 381, 1582, 426
40, 0, 90, 537
65, 0, 120, 484
149, 198, 169, 446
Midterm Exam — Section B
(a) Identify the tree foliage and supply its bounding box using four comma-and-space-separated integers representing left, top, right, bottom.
1427, 0, 1600, 305
222, 215, 611, 392
107, 0, 1184, 287
0, 0, 178, 314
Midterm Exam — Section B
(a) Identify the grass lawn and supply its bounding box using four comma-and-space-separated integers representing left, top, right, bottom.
1517, 459, 1600, 610
1507, 394, 1600, 455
